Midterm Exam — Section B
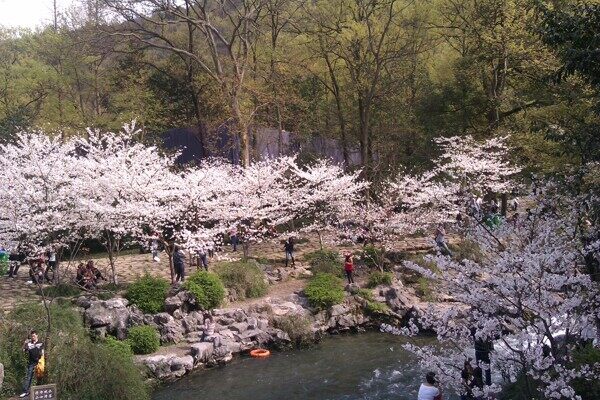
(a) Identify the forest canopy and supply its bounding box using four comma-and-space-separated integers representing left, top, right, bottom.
0, 0, 598, 173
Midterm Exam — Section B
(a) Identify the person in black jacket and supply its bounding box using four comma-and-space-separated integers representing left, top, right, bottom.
284, 237, 295, 267
173, 246, 186, 283
19, 330, 44, 398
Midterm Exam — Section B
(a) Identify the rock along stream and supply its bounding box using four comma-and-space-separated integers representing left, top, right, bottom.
153, 332, 459, 400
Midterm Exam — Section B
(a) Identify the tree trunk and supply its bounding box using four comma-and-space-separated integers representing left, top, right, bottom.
358, 97, 371, 170
501, 193, 508, 217
232, 94, 250, 166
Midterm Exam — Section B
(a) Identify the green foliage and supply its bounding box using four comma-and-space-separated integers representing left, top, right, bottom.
126, 274, 170, 314
416, 277, 435, 301
499, 343, 600, 400
361, 245, 387, 269
213, 260, 268, 300
272, 314, 314, 348
357, 288, 374, 301
572, 344, 600, 400
104, 336, 133, 359
304, 249, 342, 277
127, 326, 160, 355
0, 303, 149, 400
365, 301, 390, 315
183, 271, 225, 310
0, 253, 8, 276
366, 271, 393, 288
449, 239, 485, 263
304, 273, 345, 309
38, 283, 81, 298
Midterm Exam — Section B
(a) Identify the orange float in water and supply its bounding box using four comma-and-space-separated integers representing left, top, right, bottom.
250, 348, 271, 358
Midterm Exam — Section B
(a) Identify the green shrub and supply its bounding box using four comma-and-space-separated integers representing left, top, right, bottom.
367, 271, 393, 288
272, 314, 314, 347
104, 336, 133, 359
304, 249, 342, 277
304, 273, 345, 309
127, 326, 160, 355
183, 271, 225, 309
365, 301, 390, 315
0, 303, 149, 400
213, 260, 268, 299
357, 288, 374, 301
126, 274, 170, 314
361, 245, 387, 269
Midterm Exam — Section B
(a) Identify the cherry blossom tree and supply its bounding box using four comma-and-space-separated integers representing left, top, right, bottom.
0, 132, 82, 281
74, 121, 180, 284
289, 159, 368, 249
366, 135, 520, 245
392, 191, 600, 400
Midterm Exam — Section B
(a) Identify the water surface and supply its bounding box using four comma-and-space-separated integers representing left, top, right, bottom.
153, 332, 458, 400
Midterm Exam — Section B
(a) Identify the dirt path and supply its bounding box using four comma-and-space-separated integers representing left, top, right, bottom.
0, 233, 439, 314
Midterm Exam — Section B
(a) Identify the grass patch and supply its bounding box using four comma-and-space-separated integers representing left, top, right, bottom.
0, 303, 149, 399
272, 314, 314, 347
104, 336, 134, 359
416, 277, 435, 301
361, 245, 387, 269
213, 260, 268, 300
366, 271, 393, 288
304, 249, 342, 277
357, 288, 374, 301
365, 301, 390, 315
304, 273, 345, 309
449, 239, 485, 263
37, 283, 81, 298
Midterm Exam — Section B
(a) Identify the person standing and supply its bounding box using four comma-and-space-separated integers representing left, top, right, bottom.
417, 371, 443, 400
284, 237, 295, 267
197, 246, 208, 271
19, 330, 44, 398
229, 227, 239, 252
173, 246, 186, 283
44, 249, 57, 283
435, 224, 452, 256
344, 254, 354, 284
151, 237, 160, 262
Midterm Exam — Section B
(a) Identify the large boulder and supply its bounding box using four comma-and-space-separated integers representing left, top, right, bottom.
154, 313, 185, 344
139, 354, 194, 381
383, 284, 415, 319
190, 342, 214, 363
83, 298, 134, 339
164, 291, 195, 314
182, 311, 204, 333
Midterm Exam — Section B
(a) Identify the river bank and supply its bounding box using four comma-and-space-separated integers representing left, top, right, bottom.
77, 273, 429, 384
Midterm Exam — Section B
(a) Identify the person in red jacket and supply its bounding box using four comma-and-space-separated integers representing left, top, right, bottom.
344, 253, 354, 284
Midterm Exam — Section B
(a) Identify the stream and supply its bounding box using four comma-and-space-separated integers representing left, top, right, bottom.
153, 332, 459, 400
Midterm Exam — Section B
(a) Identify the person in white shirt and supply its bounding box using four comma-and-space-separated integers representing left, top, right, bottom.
418, 371, 442, 400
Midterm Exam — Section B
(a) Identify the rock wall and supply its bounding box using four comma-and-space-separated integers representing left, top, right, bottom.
76, 280, 417, 383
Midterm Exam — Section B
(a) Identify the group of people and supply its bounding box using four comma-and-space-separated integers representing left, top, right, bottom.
76, 260, 106, 289
2, 248, 58, 284
417, 364, 485, 400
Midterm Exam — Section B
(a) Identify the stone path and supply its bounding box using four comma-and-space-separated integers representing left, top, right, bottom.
0, 232, 440, 314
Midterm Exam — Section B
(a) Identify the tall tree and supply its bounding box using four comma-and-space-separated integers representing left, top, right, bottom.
103, 0, 271, 166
